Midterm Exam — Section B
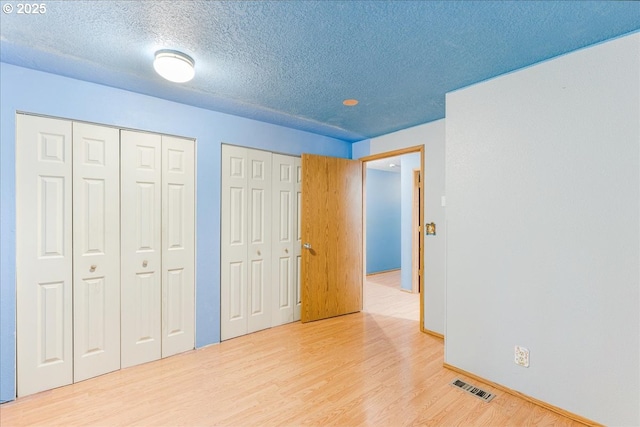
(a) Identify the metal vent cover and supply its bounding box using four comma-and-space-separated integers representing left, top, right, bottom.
450, 378, 496, 402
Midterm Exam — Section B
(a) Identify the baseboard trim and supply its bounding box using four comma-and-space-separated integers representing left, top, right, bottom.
421, 328, 444, 340
366, 268, 400, 276
443, 363, 602, 427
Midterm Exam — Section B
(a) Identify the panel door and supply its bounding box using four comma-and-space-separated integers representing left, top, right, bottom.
246, 149, 272, 333
301, 154, 363, 322
120, 130, 162, 368
293, 157, 302, 321
271, 154, 295, 326
161, 136, 195, 358
221, 145, 249, 340
16, 114, 73, 396
72, 122, 121, 382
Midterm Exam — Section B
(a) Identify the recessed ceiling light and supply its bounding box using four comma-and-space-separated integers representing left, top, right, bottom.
343, 99, 359, 107
154, 49, 195, 83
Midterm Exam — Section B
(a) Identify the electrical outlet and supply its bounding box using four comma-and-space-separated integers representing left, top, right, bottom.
515, 346, 530, 367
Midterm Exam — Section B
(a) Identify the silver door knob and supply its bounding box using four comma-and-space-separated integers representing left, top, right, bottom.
303, 243, 312, 250
90, 265, 97, 272
142, 260, 148, 268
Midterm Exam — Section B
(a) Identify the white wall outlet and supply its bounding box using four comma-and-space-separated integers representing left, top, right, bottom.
515, 345, 530, 367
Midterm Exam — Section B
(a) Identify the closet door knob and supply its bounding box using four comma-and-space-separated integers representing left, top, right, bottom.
257, 250, 261, 256
285, 248, 289, 254
303, 243, 312, 250
142, 260, 148, 268
90, 265, 97, 272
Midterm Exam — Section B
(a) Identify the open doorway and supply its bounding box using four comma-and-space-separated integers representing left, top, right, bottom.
361, 147, 424, 327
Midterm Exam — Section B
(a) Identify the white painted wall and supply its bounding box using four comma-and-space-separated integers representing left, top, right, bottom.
358, 119, 446, 335
445, 33, 639, 426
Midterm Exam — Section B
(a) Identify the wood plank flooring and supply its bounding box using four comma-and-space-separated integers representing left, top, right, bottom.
1, 272, 583, 426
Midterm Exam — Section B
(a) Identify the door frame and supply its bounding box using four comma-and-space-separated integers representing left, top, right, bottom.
360, 145, 425, 332
412, 168, 421, 294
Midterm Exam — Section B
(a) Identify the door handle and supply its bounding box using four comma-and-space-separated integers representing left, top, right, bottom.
90, 265, 97, 272
303, 243, 312, 250
142, 260, 148, 268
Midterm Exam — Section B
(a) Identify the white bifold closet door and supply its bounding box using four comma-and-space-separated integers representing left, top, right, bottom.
16, 116, 121, 396
16, 117, 195, 396
16, 115, 74, 397
72, 122, 121, 382
271, 154, 302, 325
221, 145, 272, 340
293, 157, 302, 321
221, 145, 301, 340
120, 131, 162, 368
120, 130, 195, 368
161, 135, 195, 358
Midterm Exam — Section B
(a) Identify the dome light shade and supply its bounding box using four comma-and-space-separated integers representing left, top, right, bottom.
154, 50, 195, 83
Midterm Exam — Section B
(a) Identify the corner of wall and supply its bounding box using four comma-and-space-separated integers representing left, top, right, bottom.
351, 139, 371, 160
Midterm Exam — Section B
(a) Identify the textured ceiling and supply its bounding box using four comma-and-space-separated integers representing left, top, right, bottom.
1, 1, 639, 142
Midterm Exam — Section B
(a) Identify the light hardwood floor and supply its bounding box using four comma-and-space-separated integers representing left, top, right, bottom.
1, 271, 583, 426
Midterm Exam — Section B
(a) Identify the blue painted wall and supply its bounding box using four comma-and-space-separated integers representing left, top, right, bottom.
0, 62, 351, 403
351, 139, 371, 160
366, 169, 401, 274
400, 153, 420, 291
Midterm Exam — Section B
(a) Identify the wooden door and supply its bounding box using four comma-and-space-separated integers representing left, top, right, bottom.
120, 130, 162, 368
161, 136, 195, 357
301, 154, 363, 322
72, 122, 121, 382
16, 114, 73, 396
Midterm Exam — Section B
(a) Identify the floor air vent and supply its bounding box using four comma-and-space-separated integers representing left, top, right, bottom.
450, 379, 495, 402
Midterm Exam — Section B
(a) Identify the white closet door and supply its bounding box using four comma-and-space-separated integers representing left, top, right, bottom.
247, 149, 272, 333
120, 130, 162, 368
16, 115, 73, 397
221, 145, 248, 340
72, 122, 121, 382
293, 157, 302, 321
271, 154, 295, 326
161, 136, 195, 357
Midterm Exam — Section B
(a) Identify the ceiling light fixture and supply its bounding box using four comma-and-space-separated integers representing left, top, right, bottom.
389, 163, 397, 168
343, 99, 359, 107
154, 49, 195, 83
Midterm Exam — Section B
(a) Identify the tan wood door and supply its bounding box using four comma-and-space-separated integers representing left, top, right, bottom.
301, 154, 363, 322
